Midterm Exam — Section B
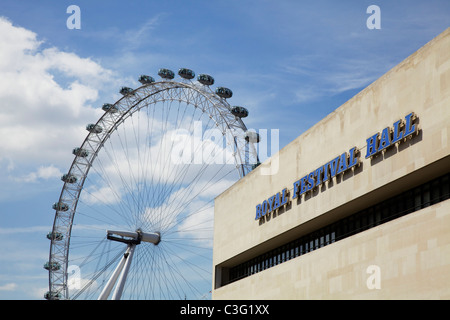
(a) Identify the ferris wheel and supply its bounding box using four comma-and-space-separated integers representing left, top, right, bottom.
44, 68, 260, 300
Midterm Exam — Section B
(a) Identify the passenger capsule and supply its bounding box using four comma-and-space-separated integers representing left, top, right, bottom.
44, 261, 61, 271
244, 131, 261, 143
138, 75, 155, 84
72, 147, 89, 158
120, 87, 134, 96
46, 231, 64, 241
52, 202, 69, 212
158, 68, 175, 80
86, 124, 103, 134
44, 291, 61, 300
252, 161, 262, 170
102, 103, 118, 113
61, 173, 77, 184
231, 106, 249, 118
216, 87, 233, 99
197, 74, 214, 86
178, 68, 195, 80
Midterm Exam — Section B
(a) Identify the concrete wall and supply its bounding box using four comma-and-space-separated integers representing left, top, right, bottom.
212, 27, 450, 299
215, 202, 450, 299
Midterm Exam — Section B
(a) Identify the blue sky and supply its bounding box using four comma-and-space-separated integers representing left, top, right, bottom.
0, 0, 449, 299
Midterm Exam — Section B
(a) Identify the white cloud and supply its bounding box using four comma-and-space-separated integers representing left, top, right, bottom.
0, 283, 17, 291
0, 225, 49, 235
0, 17, 120, 183
123, 14, 166, 50
16, 165, 62, 183
175, 199, 215, 247
282, 54, 391, 103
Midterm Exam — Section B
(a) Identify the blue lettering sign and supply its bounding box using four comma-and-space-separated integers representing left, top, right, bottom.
273, 192, 281, 209
255, 188, 290, 220
262, 200, 268, 217
314, 166, 324, 186
328, 156, 340, 179
391, 119, 404, 144
255, 113, 418, 222
336, 152, 348, 175
281, 188, 289, 206
365, 112, 418, 159
322, 162, 330, 183
378, 127, 391, 152
300, 176, 308, 196
292, 180, 301, 199
404, 112, 417, 136
348, 147, 359, 168
255, 204, 261, 220
292, 146, 361, 203
365, 133, 379, 158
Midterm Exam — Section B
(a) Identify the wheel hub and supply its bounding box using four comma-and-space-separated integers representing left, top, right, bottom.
106, 229, 161, 245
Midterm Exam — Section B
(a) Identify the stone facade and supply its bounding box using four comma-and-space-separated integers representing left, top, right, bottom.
212, 28, 450, 299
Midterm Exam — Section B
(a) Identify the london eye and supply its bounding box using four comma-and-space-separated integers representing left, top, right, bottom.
45, 68, 260, 300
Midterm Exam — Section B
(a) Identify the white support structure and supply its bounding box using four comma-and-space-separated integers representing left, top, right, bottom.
97, 245, 133, 300
111, 244, 135, 300
97, 229, 160, 300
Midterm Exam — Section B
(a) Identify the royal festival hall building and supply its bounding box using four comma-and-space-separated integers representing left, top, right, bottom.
212, 28, 450, 299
